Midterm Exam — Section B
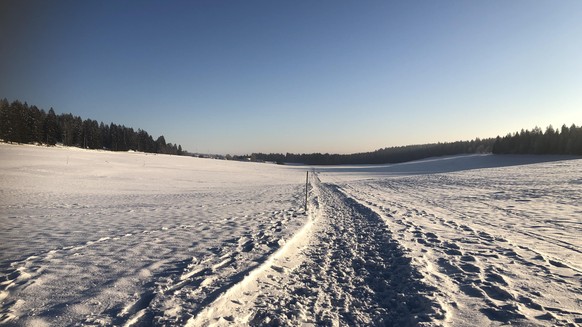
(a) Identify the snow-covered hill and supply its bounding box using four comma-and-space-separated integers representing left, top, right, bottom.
1, 144, 580, 326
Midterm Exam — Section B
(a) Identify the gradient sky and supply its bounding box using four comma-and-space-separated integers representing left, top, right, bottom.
1, 1, 581, 154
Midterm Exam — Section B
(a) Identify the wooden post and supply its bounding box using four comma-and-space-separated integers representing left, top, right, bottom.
305, 171, 309, 212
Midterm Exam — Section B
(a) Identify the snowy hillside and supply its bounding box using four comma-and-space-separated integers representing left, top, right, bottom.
1, 144, 581, 326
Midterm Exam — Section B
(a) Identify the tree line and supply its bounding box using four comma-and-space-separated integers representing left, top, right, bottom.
0, 98, 184, 155
2, 98, 579, 163
245, 138, 496, 165
492, 124, 582, 155
243, 124, 581, 165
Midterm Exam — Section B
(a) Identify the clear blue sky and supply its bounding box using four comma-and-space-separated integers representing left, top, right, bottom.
1, 1, 581, 154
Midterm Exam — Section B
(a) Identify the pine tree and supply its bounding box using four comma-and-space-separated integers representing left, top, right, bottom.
44, 108, 59, 145
0, 98, 11, 141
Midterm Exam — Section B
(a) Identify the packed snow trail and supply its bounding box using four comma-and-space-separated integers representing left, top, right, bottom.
198, 174, 446, 326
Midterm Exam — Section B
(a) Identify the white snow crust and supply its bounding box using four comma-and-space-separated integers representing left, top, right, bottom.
1, 144, 581, 326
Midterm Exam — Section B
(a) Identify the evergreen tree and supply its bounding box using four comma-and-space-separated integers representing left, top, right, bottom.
44, 108, 59, 145
155, 135, 167, 153
0, 98, 9, 141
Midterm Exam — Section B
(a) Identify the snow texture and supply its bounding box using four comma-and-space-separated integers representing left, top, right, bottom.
1, 144, 581, 326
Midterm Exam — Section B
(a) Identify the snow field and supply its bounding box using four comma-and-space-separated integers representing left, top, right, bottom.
1, 144, 581, 326
322, 158, 582, 326
0, 144, 308, 326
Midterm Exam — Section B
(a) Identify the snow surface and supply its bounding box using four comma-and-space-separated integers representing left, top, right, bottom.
1, 144, 581, 326
319, 156, 582, 326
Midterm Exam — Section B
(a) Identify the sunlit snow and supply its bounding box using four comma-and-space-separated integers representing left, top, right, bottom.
1, 144, 581, 326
